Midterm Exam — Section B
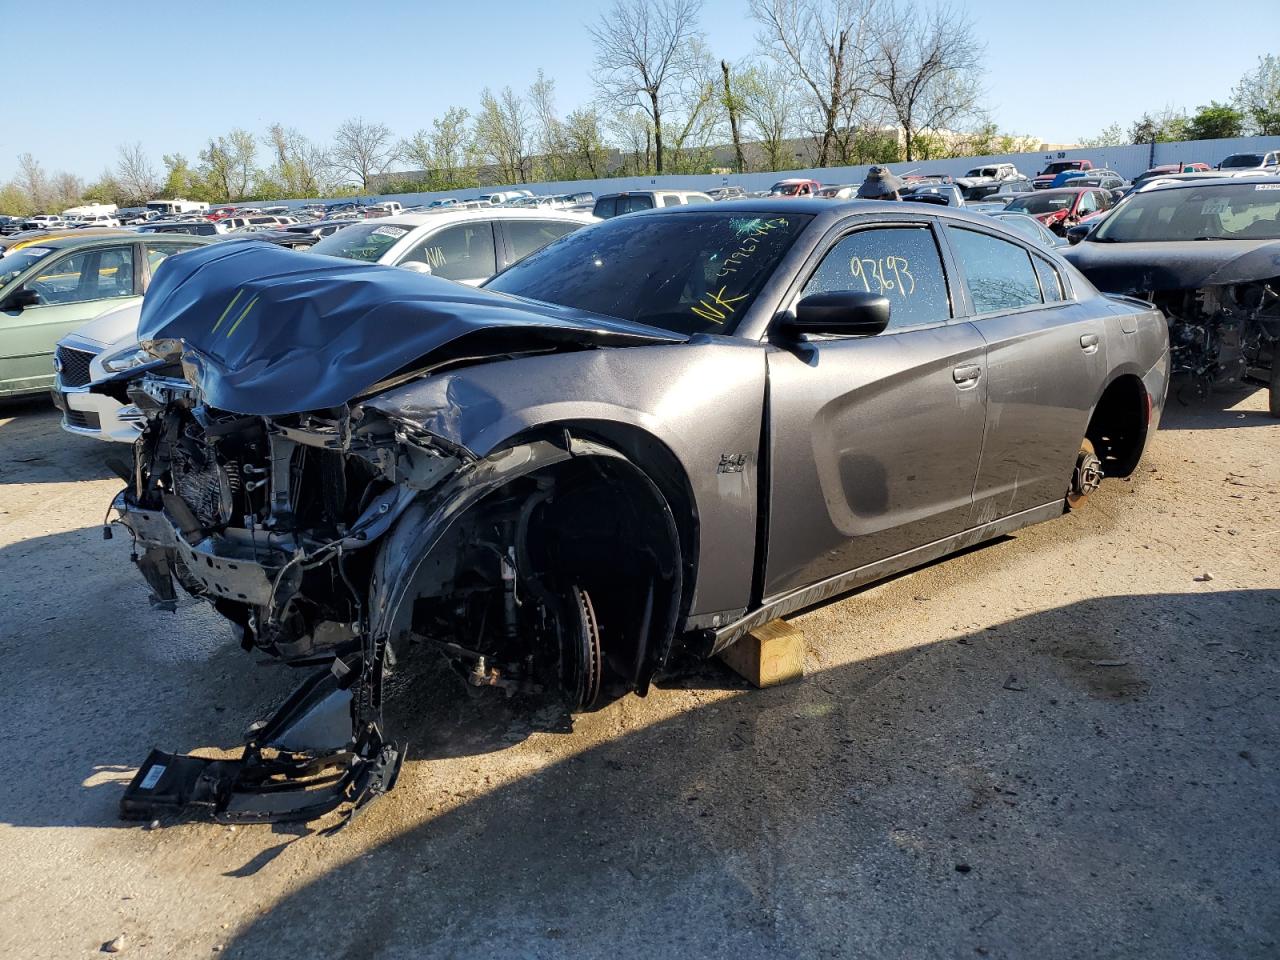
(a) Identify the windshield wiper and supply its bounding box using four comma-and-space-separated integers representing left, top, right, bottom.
1191, 235, 1229, 241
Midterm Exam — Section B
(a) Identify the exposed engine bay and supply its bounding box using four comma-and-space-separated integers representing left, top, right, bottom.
113, 374, 680, 823
1148, 278, 1280, 402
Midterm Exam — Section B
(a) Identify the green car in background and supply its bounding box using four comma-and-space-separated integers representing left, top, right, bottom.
0, 233, 208, 398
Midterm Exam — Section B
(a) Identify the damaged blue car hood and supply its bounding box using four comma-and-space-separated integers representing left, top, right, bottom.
138, 240, 683, 416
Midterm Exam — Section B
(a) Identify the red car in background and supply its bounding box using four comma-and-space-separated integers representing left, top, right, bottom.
1032, 159, 1093, 189
1005, 186, 1114, 235
1133, 163, 1210, 186
768, 178, 822, 197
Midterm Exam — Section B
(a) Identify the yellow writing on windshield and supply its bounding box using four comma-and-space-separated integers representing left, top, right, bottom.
715, 217, 790, 278
849, 256, 916, 298
691, 286, 748, 324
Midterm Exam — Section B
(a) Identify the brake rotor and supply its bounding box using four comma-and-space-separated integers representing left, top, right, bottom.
564, 586, 603, 711
1068, 438, 1104, 509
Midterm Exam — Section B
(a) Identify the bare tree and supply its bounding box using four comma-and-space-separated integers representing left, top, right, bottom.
115, 142, 159, 205
868, 2, 983, 162
664, 41, 723, 173
530, 70, 569, 180
751, 0, 878, 167
475, 87, 532, 184
590, 0, 704, 174
331, 117, 399, 190
721, 60, 747, 173
16, 153, 48, 211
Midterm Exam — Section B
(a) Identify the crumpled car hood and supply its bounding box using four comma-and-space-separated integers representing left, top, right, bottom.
137, 239, 683, 416
1064, 239, 1280, 294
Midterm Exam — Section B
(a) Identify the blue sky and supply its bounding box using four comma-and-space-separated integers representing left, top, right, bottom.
3, 0, 1276, 182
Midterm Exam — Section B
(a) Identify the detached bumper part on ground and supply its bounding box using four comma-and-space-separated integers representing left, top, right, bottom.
121, 653, 402, 825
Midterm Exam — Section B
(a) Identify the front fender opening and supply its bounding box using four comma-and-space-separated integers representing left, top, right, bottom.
407, 451, 683, 711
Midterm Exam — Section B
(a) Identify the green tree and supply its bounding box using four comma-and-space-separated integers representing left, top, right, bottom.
1185, 101, 1244, 141
1232, 54, 1280, 135
1129, 108, 1188, 143
1079, 122, 1127, 148
0, 181, 33, 216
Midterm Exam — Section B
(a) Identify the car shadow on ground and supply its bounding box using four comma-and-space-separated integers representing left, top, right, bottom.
0, 395, 116, 485
214, 588, 1278, 959
1159, 382, 1274, 430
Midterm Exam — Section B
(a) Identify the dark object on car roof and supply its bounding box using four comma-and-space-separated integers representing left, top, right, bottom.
856, 166, 904, 199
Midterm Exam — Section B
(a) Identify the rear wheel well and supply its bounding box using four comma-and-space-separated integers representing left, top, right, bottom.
1086, 375, 1149, 479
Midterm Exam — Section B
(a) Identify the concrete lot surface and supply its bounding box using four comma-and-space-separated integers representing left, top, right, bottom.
0, 390, 1277, 959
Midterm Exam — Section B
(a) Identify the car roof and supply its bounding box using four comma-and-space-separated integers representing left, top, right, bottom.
1139, 173, 1280, 192
621, 197, 1051, 236
1025, 187, 1096, 197
18, 230, 139, 250
369, 209, 597, 228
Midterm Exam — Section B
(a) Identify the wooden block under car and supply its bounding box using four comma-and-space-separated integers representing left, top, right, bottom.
719, 619, 806, 688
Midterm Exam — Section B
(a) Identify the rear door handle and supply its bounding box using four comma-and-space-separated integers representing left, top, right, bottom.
952, 364, 981, 387
1080, 333, 1100, 353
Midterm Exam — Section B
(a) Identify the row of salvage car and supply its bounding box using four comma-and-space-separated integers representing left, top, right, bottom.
1, 171, 1276, 825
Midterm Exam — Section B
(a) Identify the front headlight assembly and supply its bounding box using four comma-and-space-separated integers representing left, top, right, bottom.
99, 346, 156, 374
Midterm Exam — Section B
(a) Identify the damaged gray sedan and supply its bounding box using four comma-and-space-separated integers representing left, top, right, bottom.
113, 201, 1170, 822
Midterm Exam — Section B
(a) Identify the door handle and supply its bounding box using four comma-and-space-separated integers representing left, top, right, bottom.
1080, 333, 1100, 353
952, 364, 981, 386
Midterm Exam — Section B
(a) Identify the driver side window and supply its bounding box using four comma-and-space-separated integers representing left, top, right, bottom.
27, 247, 135, 305
801, 225, 952, 331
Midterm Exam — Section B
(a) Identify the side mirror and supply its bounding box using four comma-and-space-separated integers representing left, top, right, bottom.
398, 261, 432, 275
1, 288, 39, 311
786, 291, 891, 337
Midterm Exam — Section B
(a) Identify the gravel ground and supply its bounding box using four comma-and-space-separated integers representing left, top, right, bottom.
0, 388, 1277, 960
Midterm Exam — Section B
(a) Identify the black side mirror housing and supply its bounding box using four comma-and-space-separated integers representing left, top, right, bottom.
787, 290, 891, 337
1, 288, 39, 311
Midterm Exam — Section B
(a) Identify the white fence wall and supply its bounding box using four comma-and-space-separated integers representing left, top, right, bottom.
272, 135, 1280, 210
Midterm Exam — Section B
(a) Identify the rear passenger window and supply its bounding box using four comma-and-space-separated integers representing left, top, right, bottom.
505, 219, 580, 263
947, 227, 1042, 314
620, 196, 654, 214
659, 195, 682, 207
1032, 255, 1065, 302
146, 243, 200, 276
802, 225, 952, 330
402, 221, 496, 282
592, 197, 617, 218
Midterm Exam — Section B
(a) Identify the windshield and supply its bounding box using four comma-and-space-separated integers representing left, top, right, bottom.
1007, 193, 1075, 214
1220, 154, 1264, 168
1044, 162, 1083, 175
310, 221, 412, 262
484, 212, 812, 335
0, 247, 53, 287
1092, 182, 1280, 242
769, 182, 801, 195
